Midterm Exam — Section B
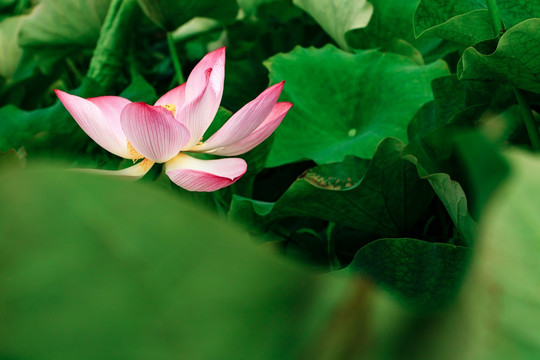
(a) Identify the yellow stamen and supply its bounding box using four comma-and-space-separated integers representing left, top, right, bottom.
161, 104, 177, 117
139, 158, 153, 172
127, 141, 144, 162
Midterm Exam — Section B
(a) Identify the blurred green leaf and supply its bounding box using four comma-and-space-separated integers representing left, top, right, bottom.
346, 238, 471, 309
137, 0, 237, 31
231, 138, 433, 239
237, 0, 261, 17
293, 0, 373, 50
222, 57, 269, 111
0, 103, 67, 152
0, 16, 23, 84
0, 166, 349, 359
463, 149, 540, 359
457, 19, 540, 94
0, 0, 15, 8
18, 0, 111, 72
119, 74, 157, 103
264, 45, 449, 166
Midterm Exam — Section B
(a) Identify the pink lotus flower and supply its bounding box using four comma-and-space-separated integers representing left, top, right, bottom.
55, 48, 292, 191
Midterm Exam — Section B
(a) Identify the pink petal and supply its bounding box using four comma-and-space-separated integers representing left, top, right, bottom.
120, 102, 190, 163
154, 83, 186, 117
77, 159, 155, 180
165, 153, 247, 192
192, 82, 285, 152
209, 102, 292, 156
184, 47, 225, 102
55, 90, 133, 159
178, 47, 225, 149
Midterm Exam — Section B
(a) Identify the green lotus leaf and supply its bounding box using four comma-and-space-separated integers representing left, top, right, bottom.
457, 18, 540, 94
264, 44, 449, 166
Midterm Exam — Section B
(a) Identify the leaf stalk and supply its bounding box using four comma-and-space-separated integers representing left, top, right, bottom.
166, 32, 185, 85
514, 89, 540, 151
485, 0, 505, 36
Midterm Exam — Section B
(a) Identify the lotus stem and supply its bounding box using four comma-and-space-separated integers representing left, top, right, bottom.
514, 89, 540, 151
167, 32, 185, 85
485, 0, 505, 36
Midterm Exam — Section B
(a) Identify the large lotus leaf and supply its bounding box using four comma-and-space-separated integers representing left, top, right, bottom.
293, 0, 373, 50
414, 0, 540, 45
264, 45, 449, 166
0, 166, 349, 360
137, 0, 237, 31
231, 138, 433, 239
346, 238, 471, 309
18, 0, 111, 71
457, 18, 540, 94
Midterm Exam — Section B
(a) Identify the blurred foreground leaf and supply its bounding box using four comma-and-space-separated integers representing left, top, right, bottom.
0, 166, 347, 359
465, 149, 540, 358
0, 152, 537, 359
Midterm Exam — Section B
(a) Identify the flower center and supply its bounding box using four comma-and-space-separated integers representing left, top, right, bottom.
161, 104, 176, 117
127, 141, 144, 161
138, 158, 154, 172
